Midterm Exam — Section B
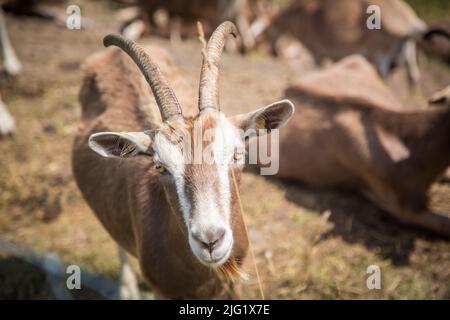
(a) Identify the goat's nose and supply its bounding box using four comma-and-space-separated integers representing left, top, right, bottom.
192, 228, 226, 252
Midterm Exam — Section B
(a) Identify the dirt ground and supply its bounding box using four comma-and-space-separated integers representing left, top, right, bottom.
0, 1, 449, 299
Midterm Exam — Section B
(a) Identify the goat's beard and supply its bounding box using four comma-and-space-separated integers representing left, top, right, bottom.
216, 256, 248, 282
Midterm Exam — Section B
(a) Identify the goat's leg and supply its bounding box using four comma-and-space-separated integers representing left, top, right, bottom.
404, 39, 421, 86
0, 7, 21, 75
118, 246, 141, 300
0, 95, 15, 136
410, 211, 450, 237
376, 54, 392, 80
118, 7, 146, 41
365, 188, 450, 237
388, 209, 450, 238
169, 17, 182, 44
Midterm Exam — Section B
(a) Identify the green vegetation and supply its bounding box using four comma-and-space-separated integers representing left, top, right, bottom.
406, 0, 450, 21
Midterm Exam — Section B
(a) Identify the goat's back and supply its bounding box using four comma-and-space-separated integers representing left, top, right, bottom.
278, 55, 411, 186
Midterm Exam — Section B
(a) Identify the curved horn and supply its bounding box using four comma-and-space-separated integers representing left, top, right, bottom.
103, 34, 183, 122
198, 21, 237, 112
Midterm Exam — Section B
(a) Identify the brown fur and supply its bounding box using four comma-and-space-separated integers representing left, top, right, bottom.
276, 55, 450, 236
72, 46, 249, 298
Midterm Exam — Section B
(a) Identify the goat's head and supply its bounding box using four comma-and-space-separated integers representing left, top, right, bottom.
88, 22, 294, 267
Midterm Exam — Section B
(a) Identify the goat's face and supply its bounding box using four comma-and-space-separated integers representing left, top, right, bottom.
152, 112, 242, 267
87, 22, 294, 267
88, 102, 293, 267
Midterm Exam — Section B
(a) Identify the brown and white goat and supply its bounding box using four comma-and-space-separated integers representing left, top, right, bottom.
274, 55, 450, 237
72, 22, 294, 299
257, 0, 450, 84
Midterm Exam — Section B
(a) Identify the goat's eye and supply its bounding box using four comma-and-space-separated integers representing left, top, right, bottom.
155, 164, 166, 173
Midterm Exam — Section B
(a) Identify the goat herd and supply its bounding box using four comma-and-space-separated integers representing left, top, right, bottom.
1, 0, 450, 300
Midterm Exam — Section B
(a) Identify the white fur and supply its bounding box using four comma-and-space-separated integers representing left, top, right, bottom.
0, 100, 15, 136
153, 131, 192, 228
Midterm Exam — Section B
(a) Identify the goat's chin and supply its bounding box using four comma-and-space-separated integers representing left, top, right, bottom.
204, 251, 232, 268
189, 237, 233, 268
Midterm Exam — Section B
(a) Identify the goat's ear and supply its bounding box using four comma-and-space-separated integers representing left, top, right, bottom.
229, 99, 295, 137
88, 131, 153, 158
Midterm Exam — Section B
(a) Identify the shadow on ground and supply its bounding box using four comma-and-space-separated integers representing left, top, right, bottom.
254, 166, 448, 266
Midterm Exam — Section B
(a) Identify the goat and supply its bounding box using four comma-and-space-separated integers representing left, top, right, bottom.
257, 0, 450, 85
118, 0, 269, 52
72, 21, 294, 299
0, 92, 15, 136
274, 55, 450, 237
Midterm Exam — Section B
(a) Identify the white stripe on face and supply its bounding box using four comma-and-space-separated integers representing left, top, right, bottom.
153, 131, 191, 225
191, 115, 241, 224
152, 115, 242, 265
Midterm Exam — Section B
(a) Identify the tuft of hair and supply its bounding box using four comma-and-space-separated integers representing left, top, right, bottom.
117, 138, 139, 157
216, 257, 248, 282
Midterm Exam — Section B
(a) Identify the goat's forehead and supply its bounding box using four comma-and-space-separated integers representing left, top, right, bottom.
153, 113, 242, 169
157, 114, 240, 150
199, 113, 242, 156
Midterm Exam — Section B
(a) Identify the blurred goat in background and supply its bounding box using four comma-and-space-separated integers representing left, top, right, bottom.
274, 55, 450, 236
256, 0, 450, 85
116, 0, 274, 52
114, 0, 450, 84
